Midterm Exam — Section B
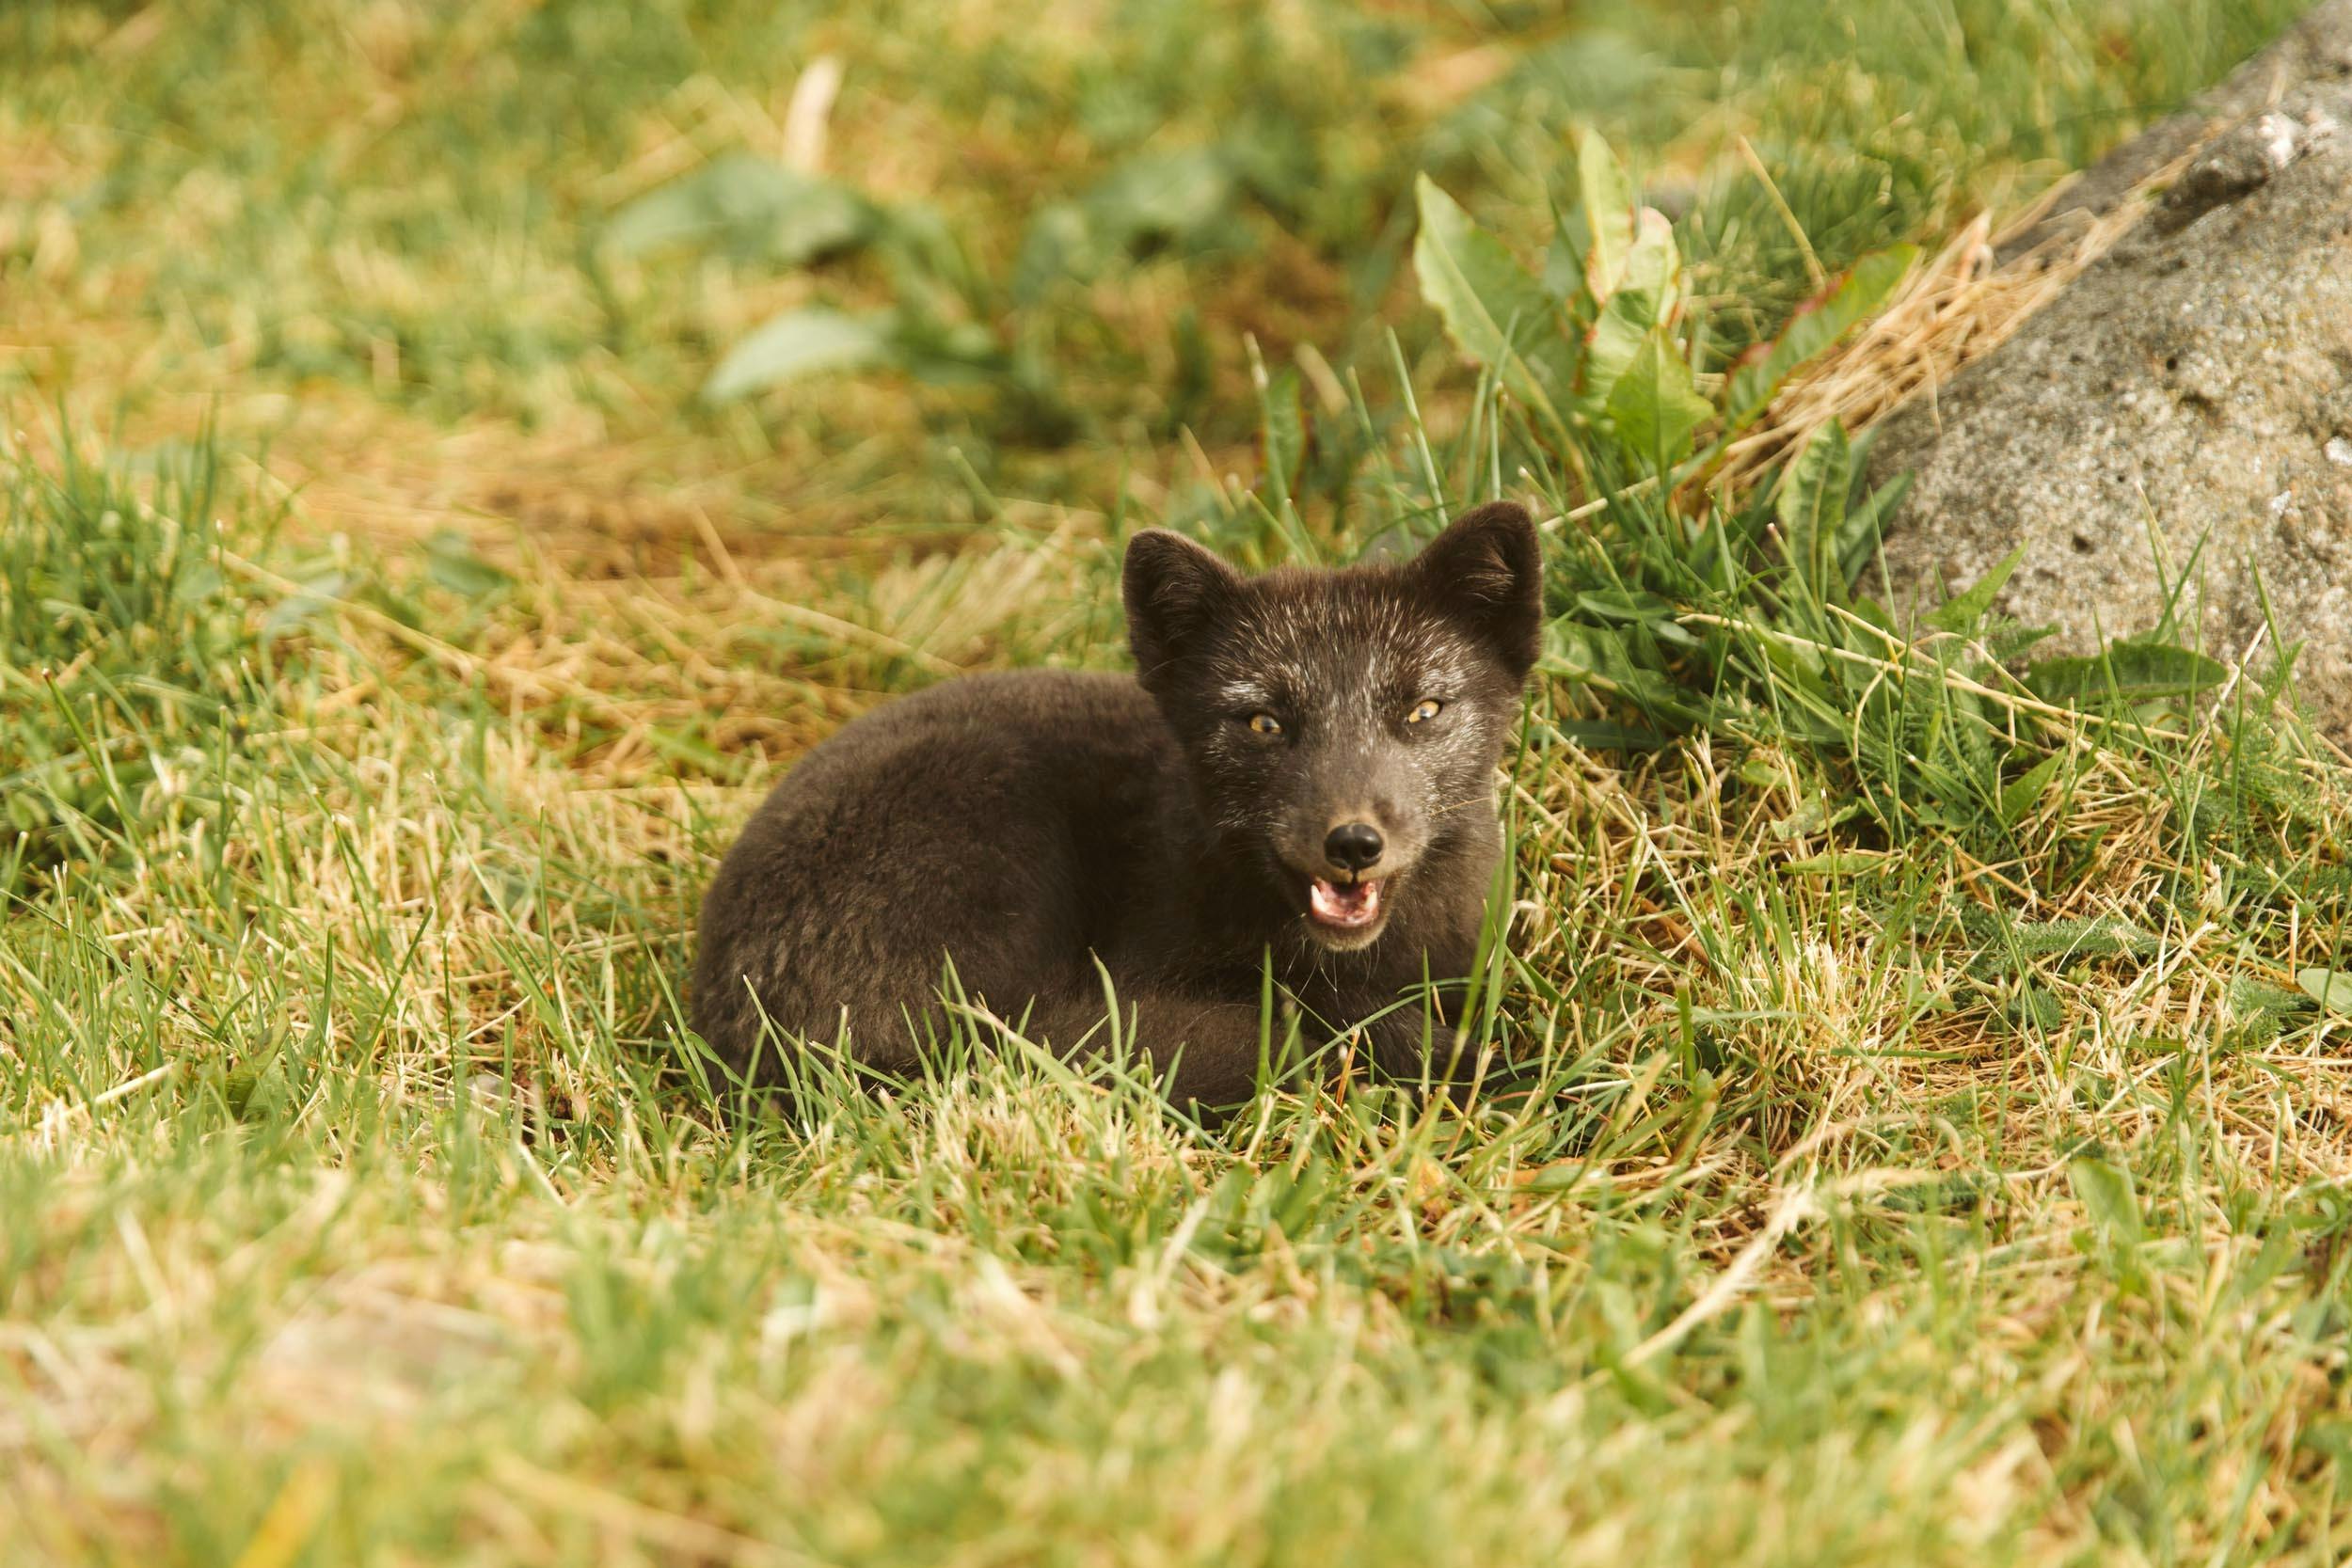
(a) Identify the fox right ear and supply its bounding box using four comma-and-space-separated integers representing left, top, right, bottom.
1124, 530, 1242, 683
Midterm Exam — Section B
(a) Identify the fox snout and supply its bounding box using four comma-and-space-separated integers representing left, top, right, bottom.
1323, 820, 1385, 873
1290, 795, 1421, 879
1284, 802, 1418, 947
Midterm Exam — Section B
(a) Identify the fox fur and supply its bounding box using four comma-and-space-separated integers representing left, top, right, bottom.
691, 501, 1542, 1103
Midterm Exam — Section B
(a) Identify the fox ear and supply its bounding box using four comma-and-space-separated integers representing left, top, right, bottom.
1124, 529, 1243, 683
1415, 501, 1543, 681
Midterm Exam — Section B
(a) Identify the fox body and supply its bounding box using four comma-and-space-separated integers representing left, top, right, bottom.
691, 501, 1542, 1103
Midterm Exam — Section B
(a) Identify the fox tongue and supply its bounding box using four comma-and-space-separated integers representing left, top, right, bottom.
1309, 877, 1383, 928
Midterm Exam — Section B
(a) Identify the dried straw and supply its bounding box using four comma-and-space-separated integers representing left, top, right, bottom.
1714, 147, 2201, 490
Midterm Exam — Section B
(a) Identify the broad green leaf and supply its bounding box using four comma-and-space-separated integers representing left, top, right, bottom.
2026, 639, 2230, 704
606, 181, 716, 254
1835, 469, 1912, 585
885, 311, 1011, 387
1770, 794, 1863, 841
1782, 850, 1883, 875
1574, 588, 1697, 649
1997, 749, 2065, 827
702, 308, 894, 403
1011, 202, 1109, 303
1605, 327, 1711, 471
262, 569, 356, 641
1083, 148, 1235, 246
871, 201, 978, 305
1775, 422, 1853, 603
2069, 1156, 2144, 1251
1574, 588, 1680, 624
2298, 967, 2352, 1013
1541, 621, 1708, 728
1542, 219, 1585, 306
1722, 246, 1915, 435
607, 153, 873, 266
1617, 208, 1677, 302
1413, 176, 1568, 423
1926, 543, 2027, 635
1576, 131, 1637, 300
1581, 210, 1679, 410
424, 530, 513, 600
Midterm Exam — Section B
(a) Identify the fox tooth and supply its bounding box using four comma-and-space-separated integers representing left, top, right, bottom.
1309, 877, 1383, 929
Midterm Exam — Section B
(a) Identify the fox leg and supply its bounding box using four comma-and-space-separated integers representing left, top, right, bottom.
1026, 990, 1302, 1108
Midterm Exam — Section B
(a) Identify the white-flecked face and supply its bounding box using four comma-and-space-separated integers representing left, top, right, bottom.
1124, 506, 1543, 951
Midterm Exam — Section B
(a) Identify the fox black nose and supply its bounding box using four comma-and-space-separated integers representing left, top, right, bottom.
1324, 821, 1385, 873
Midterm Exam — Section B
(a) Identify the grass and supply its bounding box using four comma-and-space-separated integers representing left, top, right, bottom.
8, 0, 2352, 1563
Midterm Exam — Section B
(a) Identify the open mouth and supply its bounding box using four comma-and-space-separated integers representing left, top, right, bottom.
1308, 876, 1384, 932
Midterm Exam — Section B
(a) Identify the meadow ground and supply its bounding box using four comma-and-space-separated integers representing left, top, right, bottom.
8, 1, 2352, 1562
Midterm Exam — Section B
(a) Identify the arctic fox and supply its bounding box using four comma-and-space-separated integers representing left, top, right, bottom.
691, 501, 1542, 1104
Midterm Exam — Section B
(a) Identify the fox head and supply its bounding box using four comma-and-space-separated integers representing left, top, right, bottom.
1123, 502, 1543, 952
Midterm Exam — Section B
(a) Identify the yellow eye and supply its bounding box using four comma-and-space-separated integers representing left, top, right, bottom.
1406, 698, 1444, 724
1248, 712, 1284, 736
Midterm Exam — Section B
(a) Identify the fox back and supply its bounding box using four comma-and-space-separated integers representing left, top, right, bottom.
691, 501, 1542, 1104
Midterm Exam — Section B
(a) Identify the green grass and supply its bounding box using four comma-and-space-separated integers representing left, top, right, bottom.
8, 1, 2352, 1563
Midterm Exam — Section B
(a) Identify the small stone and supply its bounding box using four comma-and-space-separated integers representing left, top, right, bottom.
2327, 436, 2352, 467
2258, 111, 2305, 169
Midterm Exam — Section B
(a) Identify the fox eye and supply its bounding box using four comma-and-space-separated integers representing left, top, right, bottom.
1246, 712, 1284, 736
1406, 698, 1444, 724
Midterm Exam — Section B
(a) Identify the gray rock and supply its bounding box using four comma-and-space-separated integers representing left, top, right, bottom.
1867, 0, 2352, 733
1994, 6, 2352, 261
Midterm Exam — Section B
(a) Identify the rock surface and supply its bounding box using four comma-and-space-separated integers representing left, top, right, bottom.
1867, 0, 2352, 733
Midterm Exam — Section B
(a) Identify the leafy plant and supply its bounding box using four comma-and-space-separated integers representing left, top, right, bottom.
1414, 133, 1915, 482
610, 143, 1259, 443
1409, 131, 2268, 853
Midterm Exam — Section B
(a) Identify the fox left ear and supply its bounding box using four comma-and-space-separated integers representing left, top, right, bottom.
1124, 528, 1244, 689
1414, 501, 1543, 682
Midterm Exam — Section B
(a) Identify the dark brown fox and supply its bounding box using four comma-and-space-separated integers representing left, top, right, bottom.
691, 501, 1542, 1104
